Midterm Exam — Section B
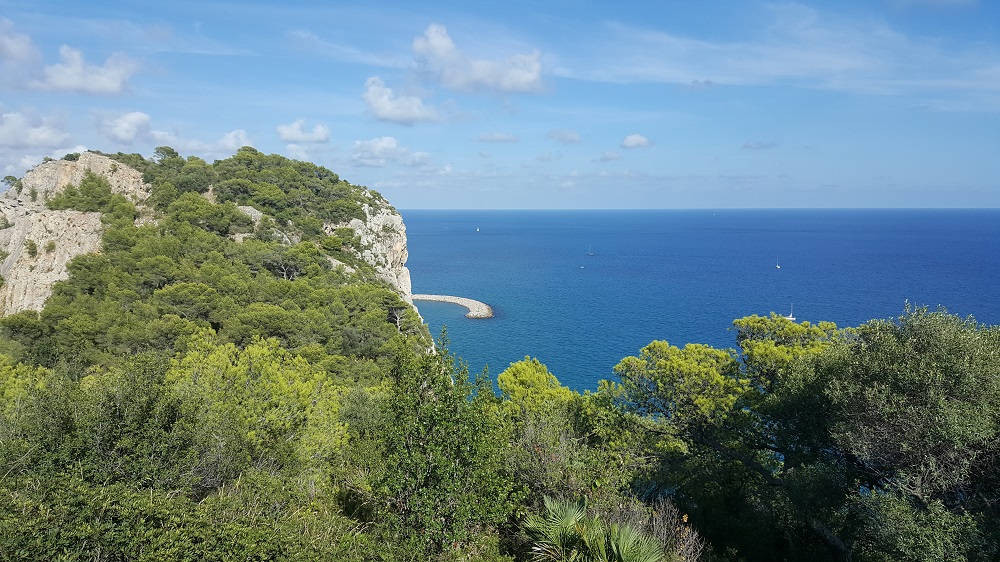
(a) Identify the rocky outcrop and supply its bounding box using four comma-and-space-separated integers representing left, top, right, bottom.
328, 196, 413, 303
0, 151, 415, 316
0, 153, 151, 316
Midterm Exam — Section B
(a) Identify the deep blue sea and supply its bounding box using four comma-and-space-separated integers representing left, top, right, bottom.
401, 210, 1000, 391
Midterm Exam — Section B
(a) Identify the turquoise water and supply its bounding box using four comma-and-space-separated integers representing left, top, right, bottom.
402, 209, 1000, 391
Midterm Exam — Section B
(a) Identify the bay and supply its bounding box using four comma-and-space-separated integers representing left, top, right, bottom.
401, 209, 1000, 391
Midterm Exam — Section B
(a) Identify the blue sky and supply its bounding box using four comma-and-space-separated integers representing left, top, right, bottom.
1, 0, 998, 209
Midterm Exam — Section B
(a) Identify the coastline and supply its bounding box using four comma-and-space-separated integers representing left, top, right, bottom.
412, 294, 494, 319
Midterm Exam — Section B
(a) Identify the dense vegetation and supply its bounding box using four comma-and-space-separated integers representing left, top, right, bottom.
0, 148, 997, 561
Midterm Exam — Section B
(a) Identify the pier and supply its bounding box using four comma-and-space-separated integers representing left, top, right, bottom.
412, 294, 494, 319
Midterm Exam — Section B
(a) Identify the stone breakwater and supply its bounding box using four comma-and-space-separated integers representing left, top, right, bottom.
412, 294, 494, 319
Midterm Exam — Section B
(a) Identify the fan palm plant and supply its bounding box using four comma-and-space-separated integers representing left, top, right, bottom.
523, 496, 666, 562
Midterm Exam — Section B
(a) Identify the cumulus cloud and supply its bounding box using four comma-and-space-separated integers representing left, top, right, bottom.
0, 111, 70, 148
276, 118, 330, 143
99, 111, 151, 143
29, 45, 139, 94
351, 136, 430, 167
285, 144, 310, 161
413, 24, 543, 94
477, 132, 518, 142
96, 110, 250, 153
362, 76, 438, 125
594, 150, 621, 162
621, 134, 652, 149
547, 128, 580, 144
742, 140, 778, 150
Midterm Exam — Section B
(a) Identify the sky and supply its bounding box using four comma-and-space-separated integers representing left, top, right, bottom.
1, 0, 998, 209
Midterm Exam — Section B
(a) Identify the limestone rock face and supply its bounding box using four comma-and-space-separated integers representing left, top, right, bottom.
330, 201, 413, 303
0, 153, 151, 316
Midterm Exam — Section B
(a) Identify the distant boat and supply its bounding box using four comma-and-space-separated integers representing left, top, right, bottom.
776, 258, 781, 269
784, 304, 796, 321
587, 245, 594, 256
476, 227, 480, 232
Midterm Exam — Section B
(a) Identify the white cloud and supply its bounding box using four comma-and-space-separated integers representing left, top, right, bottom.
362, 76, 438, 125
594, 150, 621, 162
149, 128, 250, 153
0, 111, 70, 148
547, 128, 581, 144
743, 140, 778, 150
0, 19, 40, 66
276, 118, 330, 143
100, 111, 151, 143
219, 130, 250, 151
289, 29, 403, 68
413, 23, 543, 94
29, 45, 139, 94
96, 110, 250, 154
478, 132, 518, 142
351, 136, 430, 167
285, 144, 310, 161
621, 134, 652, 149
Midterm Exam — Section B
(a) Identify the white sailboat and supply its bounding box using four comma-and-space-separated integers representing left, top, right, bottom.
776, 257, 781, 269
784, 304, 796, 321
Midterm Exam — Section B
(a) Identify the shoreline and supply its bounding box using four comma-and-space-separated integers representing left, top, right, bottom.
412, 294, 494, 319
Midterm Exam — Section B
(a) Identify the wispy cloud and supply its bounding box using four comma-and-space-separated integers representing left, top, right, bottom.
743, 140, 778, 150
556, 3, 1000, 102
477, 132, 518, 142
413, 24, 543, 94
289, 29, 403, 67
276, 118, 330, 143
547, 128, 581, 144
362, 76, 439, 125
594, 150, 621, 162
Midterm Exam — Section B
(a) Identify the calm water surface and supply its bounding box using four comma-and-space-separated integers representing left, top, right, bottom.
402, 210, 1000, 391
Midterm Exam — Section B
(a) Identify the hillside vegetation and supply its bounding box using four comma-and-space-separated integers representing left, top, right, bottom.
0, 149, 997, 561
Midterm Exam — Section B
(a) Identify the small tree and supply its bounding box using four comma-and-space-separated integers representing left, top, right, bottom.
25, 239, 37, 258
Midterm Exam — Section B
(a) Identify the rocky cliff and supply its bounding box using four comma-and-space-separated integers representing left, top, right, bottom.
327, 193, 413, 303
0, 152, 150, 315
0, 151, 414, 316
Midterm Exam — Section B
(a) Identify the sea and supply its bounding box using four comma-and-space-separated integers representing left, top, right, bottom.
401, 209, 1000, 391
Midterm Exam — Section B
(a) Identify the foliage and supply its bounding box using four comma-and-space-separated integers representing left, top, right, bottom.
611, 309, 1000, 561
340, 342, 525, 559
523, 496, 666, 562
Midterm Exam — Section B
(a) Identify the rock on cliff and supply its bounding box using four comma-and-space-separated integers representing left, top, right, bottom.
0, 153, 151, 316
327, 194, 413, 303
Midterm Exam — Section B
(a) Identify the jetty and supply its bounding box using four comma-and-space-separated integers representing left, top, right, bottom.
412, 294, 494, 319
